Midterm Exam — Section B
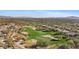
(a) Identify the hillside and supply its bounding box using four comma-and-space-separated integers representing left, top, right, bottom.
0, 17, 79, 49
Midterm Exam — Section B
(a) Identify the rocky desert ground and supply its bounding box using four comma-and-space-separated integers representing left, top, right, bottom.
0, 17, 79, 49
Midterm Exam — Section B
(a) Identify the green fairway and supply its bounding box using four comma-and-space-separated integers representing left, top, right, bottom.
20, 27, 45, 39
18, 26, 74, 48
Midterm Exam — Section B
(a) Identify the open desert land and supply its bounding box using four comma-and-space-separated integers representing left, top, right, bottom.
0, 17, 79, 49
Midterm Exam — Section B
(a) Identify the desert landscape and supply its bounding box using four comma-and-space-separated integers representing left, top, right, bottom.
0, 16, 79, 49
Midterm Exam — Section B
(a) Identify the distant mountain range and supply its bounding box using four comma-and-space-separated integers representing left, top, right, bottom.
64, 16, 79, 19
0, 16, 79, 19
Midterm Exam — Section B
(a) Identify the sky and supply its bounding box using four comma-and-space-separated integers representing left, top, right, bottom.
0, 10, 79, 18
